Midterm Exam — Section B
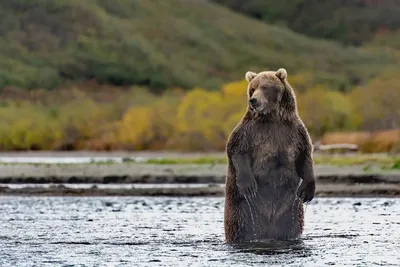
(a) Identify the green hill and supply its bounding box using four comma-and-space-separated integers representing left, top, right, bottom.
367, 29, 400, 51
212, 0, 400, 46
0, 0, 399, 92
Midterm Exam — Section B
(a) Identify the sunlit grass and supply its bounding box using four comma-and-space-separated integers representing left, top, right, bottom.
0, 154, 398, 169
131, 154, 400, 166
312, 154, 400, 166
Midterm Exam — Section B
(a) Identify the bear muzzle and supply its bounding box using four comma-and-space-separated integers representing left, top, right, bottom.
249, 97, 266, 113
249, 97, 258, 108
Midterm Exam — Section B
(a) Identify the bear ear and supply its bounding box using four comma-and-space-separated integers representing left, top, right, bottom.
245, 71, 257, 82
276, 68, 287, 81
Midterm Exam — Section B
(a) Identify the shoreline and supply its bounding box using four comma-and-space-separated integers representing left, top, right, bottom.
0, 163, 399, 184
0, 183, 399, 197
0, 152, 398, 197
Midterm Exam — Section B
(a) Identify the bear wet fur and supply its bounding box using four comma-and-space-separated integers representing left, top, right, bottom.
224, 68, 315, 244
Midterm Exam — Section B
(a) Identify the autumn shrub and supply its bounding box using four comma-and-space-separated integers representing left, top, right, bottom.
298, 71, 400, 153
320, 130, 400, 153
168, 88, 227, 151
297, 86, 353, 138
53, 89, 116, 150
220, 80, 248, 136
0, 102, 62, 150
119, 89, 183, 150
349, 71, 400, 131
0, 69, 398, 152
119, 106, 155, 150
321, 132, 372, 146
360, 129, 400, 153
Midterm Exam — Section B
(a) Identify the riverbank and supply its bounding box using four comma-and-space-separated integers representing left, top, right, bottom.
0, 151, 399, 197
1, 182, 399, 197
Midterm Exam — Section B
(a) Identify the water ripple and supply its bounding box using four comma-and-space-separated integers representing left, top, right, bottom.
0, 196, 399, 266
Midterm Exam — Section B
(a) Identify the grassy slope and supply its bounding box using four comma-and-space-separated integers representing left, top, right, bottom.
211, 0, 400, 46
367, 29, 400, 51
0, 0, 399, 92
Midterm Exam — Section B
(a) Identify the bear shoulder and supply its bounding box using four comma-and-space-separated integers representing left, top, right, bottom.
295, 120, 313, 152
226, 117, 252, 156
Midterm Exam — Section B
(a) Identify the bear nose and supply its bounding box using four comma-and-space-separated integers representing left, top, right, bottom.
249, 98, 257, 106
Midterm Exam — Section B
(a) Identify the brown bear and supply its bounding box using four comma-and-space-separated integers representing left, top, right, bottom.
224, 68, 315, 244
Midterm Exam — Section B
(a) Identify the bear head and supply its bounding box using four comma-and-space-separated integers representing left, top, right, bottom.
245, 68, 297, 119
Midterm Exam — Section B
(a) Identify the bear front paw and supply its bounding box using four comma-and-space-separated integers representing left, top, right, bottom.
297, 180, 315, 203
237, 176, 258, 199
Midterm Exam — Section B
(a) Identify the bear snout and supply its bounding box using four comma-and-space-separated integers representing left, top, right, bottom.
249, 97, 258, 108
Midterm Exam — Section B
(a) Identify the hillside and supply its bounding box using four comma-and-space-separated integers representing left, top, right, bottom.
212, 0, 400, 46
367, 29, 400, 51
0, 0, 399, 92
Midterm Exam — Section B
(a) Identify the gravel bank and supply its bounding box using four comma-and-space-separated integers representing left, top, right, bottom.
0, 163, 399, 184
0, 183, 399, 197
0, 162, 399, 197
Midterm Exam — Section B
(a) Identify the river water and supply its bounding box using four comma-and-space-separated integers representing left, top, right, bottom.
0, 196, 399, 267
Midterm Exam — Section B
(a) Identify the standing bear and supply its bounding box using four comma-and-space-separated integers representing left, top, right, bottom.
224, 68, 315, 243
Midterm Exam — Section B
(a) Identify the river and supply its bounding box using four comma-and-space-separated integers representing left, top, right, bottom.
0, 196, 399, 266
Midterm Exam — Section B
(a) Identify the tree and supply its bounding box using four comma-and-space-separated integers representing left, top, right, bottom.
350, 71, 400, 131
297, 86, 352, 138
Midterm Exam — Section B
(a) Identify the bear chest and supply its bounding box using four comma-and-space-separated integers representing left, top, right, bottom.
249, 128, 298, 168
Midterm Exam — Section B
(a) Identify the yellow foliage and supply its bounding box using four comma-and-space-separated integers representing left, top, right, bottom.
55, 92, 113, 149
0, 102, 62, 150
321, 130, 400, 153
221, 79, 248, 98
350, 71, 400, 130
0, 71, 399, 152
172, 88, 226, 150
297, 86, 353, 137
220, 80, 248, 136
118, 89, 182, 150
287, 72, 315, 93
119, 106, 154, 150
150, 91, 182, 149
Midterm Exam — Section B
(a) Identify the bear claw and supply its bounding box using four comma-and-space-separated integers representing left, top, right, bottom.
237, 176, 258, 199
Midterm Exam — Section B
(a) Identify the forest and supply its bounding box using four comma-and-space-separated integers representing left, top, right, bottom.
0, 0, 399, 152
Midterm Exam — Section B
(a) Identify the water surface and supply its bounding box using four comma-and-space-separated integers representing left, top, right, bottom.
0, 196, 399, 266
0, 156, 143, 164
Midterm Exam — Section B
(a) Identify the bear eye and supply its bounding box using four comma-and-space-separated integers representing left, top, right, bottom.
263, 85, 279, 93
249, 87, 255, 95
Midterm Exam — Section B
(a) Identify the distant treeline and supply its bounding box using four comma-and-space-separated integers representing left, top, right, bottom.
212, 0, 400, 45
0, 70, 399, 152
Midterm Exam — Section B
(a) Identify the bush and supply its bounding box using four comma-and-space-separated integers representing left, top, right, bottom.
349, 71, 400, 131
170, 88, 226, 150
119, 89, 183, 150
0, 70, 398, 153
321, 132, 372, 147
360, 130, 400, 153
0, 102, 62, 150
320, 130, 400, 154
297, 86, 353, 138
54, 90, 114, 149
